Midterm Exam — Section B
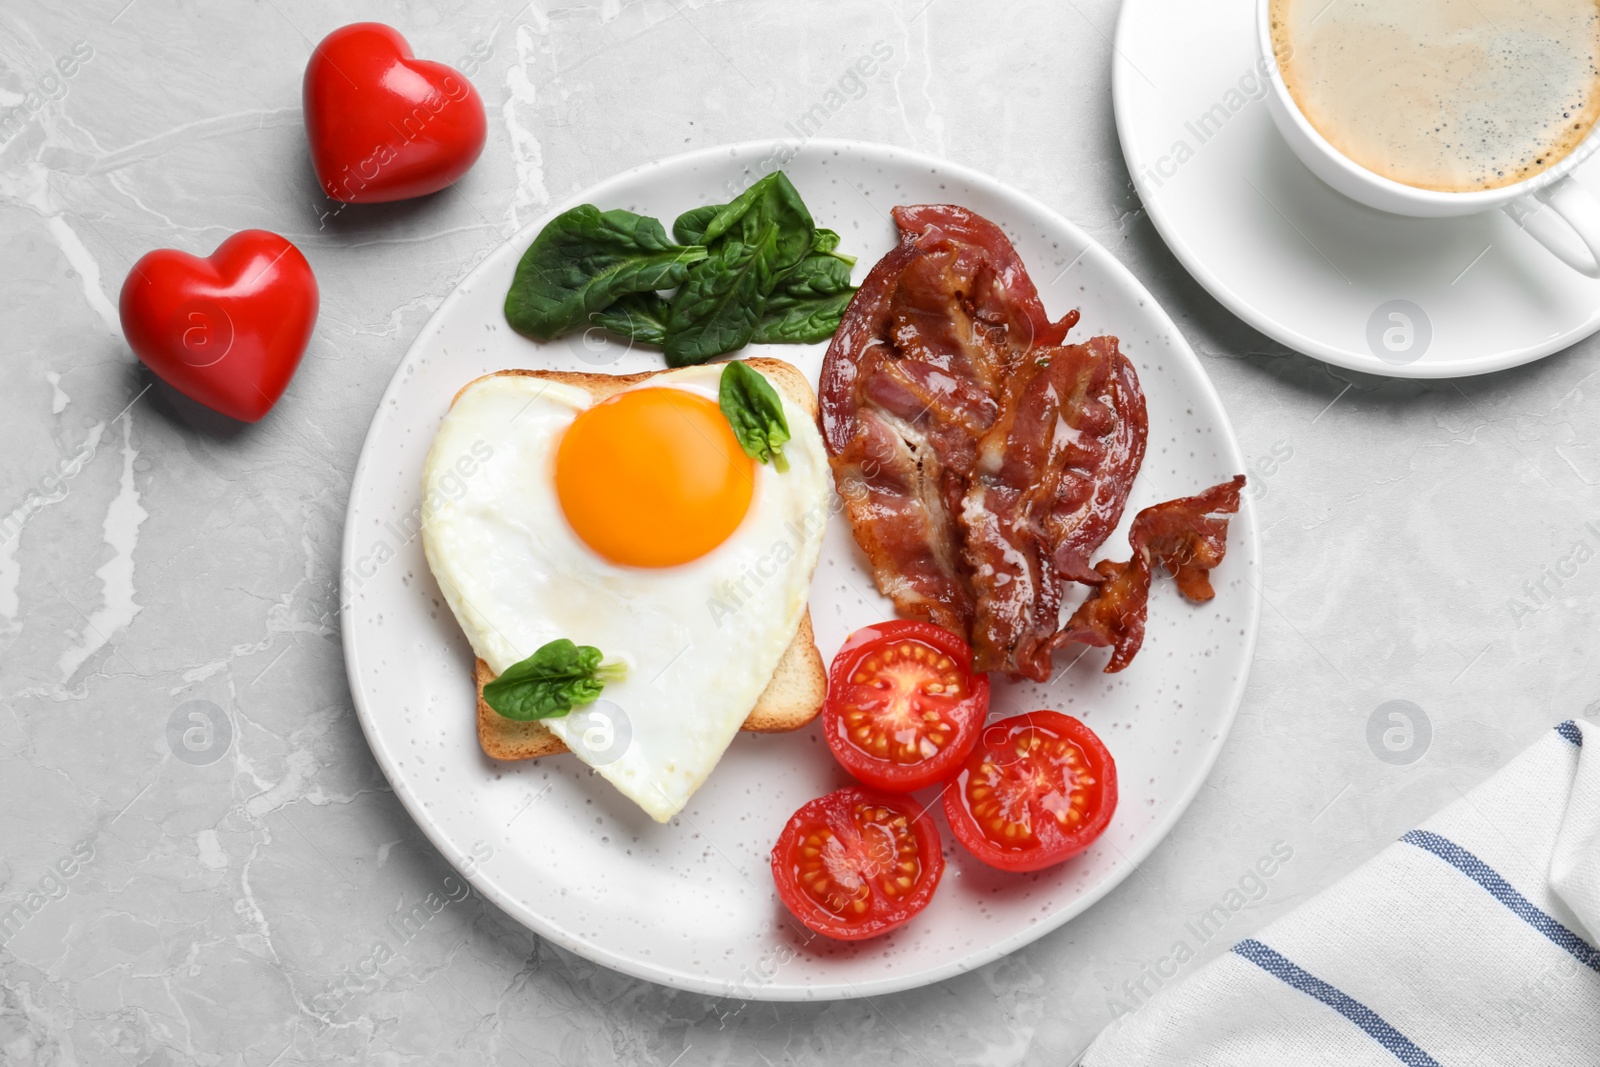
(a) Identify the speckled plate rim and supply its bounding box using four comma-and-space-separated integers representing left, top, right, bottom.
340, 139, 1262, 1000
1110, 0, 1600, 380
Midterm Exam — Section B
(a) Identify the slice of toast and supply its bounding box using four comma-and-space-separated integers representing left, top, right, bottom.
461, 358, 828, 762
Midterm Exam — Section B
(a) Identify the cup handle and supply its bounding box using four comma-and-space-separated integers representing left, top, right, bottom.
1506, 176, 1600, 278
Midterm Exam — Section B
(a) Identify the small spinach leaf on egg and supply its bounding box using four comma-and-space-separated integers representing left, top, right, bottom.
719, 359, 792, 472
504, 205, 706, 341
483, 639, 626, 721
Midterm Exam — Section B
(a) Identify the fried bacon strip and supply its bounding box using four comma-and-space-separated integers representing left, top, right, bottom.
960, 339, 1147, 678
822, 204, 1149, 679
821, 236, 987, 637
1049, 348, 1147, 585
1055, 476, 1247, 672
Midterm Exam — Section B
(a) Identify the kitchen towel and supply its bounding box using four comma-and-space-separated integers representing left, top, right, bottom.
1084, 719, 1600, 1066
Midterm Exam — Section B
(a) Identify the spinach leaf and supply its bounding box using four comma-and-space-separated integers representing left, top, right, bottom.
482, 638, 626, 721
699, 177, 776, 244
681, 199, 838, 263
719, 360, 791, 472
701, 172, 816, 274
811, 228, 858, 265
773, 253, 854, 298
664, 174, 823, 366
504, 205, 706, 341
664, 222, 782, 367
504, 173, 855, 362
745, 249, 856, 342
752, 290, 857, 345
591, 241, 850, 352
590, 292, 672, 347
673, 203, 724, 245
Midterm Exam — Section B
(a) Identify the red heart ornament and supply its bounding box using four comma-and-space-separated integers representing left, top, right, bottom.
119, 230, 319, 423
304, 22, 488, 204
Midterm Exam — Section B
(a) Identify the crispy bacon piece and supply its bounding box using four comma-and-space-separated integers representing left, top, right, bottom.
1055, 555, 1151, 674
1139, 475, 1247, 601
1056, 476, 1247, 672
821, 235, 987, 636
1049, 347, 1148, 584
822, 205, 1148, 679
891, 204, 1078, 353
960, 340, 1146, 678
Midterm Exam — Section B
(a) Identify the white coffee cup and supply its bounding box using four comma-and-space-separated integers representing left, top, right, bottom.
1256, 0, 1600, 278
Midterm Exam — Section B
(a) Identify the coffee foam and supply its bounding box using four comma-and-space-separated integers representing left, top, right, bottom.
1271, 0, 1600, 192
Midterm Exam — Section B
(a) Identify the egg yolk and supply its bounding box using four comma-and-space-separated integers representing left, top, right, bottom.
555, 387, 756, 568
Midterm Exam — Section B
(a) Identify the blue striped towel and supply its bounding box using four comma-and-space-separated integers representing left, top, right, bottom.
1084, 720, 1600, 1066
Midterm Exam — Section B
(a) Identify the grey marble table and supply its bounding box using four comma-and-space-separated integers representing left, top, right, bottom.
4, 1, 1597, 1064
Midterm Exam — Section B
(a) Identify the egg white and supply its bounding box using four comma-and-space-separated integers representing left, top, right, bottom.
420, 365, 830, 822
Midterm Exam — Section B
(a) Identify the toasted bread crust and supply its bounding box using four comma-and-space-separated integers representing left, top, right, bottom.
460, 359, 826, 763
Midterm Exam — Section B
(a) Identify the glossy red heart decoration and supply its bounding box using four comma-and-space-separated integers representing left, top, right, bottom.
119, 230, 318, 423
304, 22, 488, 204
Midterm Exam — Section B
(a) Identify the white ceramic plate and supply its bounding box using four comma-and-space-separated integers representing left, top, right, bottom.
341, 140, 1261, 1000
1113, 0, 1600, 378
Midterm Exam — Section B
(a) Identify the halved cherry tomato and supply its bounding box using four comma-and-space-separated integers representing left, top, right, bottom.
943, 711, 1117, 873
771, 786, 944, 941
823, 620, 989, 793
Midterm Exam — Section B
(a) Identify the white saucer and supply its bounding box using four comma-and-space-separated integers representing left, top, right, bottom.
1112, 0, 1600, 378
